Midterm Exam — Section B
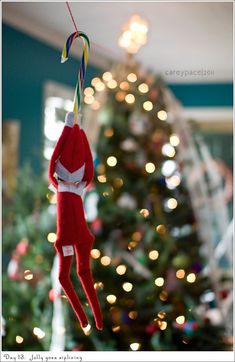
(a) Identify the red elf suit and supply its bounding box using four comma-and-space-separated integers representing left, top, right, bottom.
48, 111, 103, 330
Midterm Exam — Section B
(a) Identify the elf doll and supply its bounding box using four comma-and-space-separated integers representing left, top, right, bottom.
48, 111, 103, 330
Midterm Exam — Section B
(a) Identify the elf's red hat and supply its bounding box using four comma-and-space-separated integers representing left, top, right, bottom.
58, 123, 85, 173
48, 112, 86, 187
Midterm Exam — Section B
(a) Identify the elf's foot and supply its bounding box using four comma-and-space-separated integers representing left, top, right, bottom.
96, 321, 103, 330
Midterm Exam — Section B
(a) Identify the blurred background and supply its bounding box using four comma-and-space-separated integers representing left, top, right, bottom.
2, 1, 233, 352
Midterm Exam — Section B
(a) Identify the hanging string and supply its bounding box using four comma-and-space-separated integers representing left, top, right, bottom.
66, 1, 79, 34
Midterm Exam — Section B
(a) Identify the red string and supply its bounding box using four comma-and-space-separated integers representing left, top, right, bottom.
65, 1, 119, 60
66, 1, 79, 34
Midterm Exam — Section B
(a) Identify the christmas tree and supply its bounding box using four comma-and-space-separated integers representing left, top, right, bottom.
3, 26, 232, 352
72, 60, 230, 351
3, 62, 231, 351
3, 165, 56, 350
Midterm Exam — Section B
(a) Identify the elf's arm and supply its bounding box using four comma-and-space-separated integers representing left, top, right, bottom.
81, 130, 94, 186
48, 112, 74, 188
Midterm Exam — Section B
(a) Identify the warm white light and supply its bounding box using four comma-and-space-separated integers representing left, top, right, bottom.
166, 174, 181, 190
115, 91, 126, 102
90, 249, 101, 259
159, 291, 168, 301
47, 232, 57, 243
128, 241, 137, 250
170, 134, 180, 147
119, 15, 148, 54
159, 321, 167, 330
16, 335, 24, 344
112, 325, 121, 332
122, 282, 133, 292
102, 72, 112, 82
158, 311, 166, 319
161, 160, 177, 177
143, 101, 153, 111
101, 256, 111, 266
139, 208, 149, 218
138, 83, 149, 93
156, 224, 166, 234
176, 269, 185, 279
106, 294, 117, 304
107, 156, 117, 167
24, 270, 33, 281
148, 250, 159, 260
125, 93, 135, 104
91, 77, 100, 86
97, 175, 107, 183
84, 87, 94, 96
107, 79, 118, 89
176, 315, 185, 325
33, 327, 46, 339
128, 311, 138, 319
162, 143, 176, 158
127, 73, 137, 82
116, 265, 127, 275
104, 128, 114, 137
130, 342, 140, 351
94, 81, 105, 92
167, 198, 178, 210
120, 81, 130, 90
158, 110, 168, 121
187, 273, 196, 283
84, 95, 94, 104
145, 162, 156, 173
94, 282, 104, 290
155, 277, 164, 287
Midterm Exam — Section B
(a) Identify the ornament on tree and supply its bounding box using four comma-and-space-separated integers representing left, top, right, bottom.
128, 112, 150, 136
165, 267, 178, 292
120, 138, 139, 152
91, 217, 103, 235
204, 308, 223, 326
117, 193, 137, 210
16, 238, 29, 256
172, 253, 190, 269
135, 150, 147, 168
146, 322, 159, 335
48, 26, 103, 330
7, 254, 21, 280
150, 129, 168, 153
173, 320, 199, 334
149, 88, 159, 102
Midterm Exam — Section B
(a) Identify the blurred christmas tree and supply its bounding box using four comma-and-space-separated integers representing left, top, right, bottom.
3, 165, 55, 350
3, 13, 232, 351
2, 76, 231, 351
76, 59, 230, 351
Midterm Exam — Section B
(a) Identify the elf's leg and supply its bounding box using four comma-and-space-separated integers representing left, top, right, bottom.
55, 244, 88, 328
74, 241, 103, 330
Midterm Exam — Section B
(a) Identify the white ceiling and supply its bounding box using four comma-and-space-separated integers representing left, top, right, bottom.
3, 1, 233, 83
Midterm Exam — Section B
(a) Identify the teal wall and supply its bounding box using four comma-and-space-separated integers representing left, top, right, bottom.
169, 83, 233, 107
3, 24, 233, 173
3, 24, 102, 172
